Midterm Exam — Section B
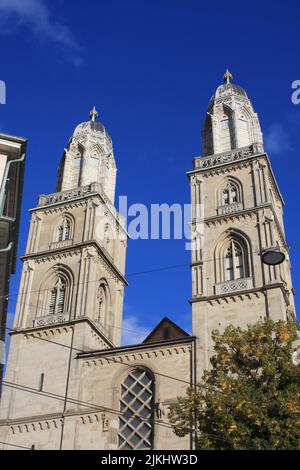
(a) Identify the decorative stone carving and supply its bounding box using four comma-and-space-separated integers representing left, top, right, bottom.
194, 145, 255, 171
215, 277, 253, 295
34, 312, 69, 327
38, 183, 103, 207
217, 202, 243, 216
49, 239, 73, 251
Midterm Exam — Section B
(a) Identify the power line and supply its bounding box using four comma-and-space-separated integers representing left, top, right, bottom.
0, 262, 191, 302
0, 245, 273, 303
0, 324, 219, 387
2, 379, 175, 431
1, 323, 218, 375
0, 440, 31, 450
1, 379, 254, 450
1, 301, 155, 336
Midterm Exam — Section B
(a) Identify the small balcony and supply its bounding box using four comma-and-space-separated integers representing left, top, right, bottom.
217, 202, 243, 216
215, 277, 253, 295
34, 312, 69, 327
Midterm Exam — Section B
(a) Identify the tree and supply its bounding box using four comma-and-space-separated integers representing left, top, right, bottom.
169, 319, 300, 450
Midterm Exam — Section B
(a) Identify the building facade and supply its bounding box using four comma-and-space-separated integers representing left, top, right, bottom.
0, 74, 296, 450
0, 133, 27, 394
188, 70, 296, 379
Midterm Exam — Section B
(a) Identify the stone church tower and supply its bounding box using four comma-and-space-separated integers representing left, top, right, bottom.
0, 108, 128, 429
188, 71, 296, 379
14, 107, 127, 344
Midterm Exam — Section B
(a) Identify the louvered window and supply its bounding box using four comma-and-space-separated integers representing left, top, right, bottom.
49, 289, 57, 315
57, 226, 63, 242
225, 241, 245, 281
49, 278, 66, 315
64, 220, 71, 240
57, 285, 65, 314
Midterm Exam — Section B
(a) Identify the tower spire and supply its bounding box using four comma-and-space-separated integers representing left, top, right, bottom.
223, 69, 233, 84
89, 105, 99, 122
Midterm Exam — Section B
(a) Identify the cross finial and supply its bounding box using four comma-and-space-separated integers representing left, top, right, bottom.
224, 69, 233, 84
89, 106, 99, 122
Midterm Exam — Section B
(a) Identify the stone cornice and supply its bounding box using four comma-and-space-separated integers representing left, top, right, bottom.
21, 240, 128, 286
10, 316, 115, 348
77, 336, 195, 360
189, 282, 291, 305
29, 183, 129, 237
191, 144, 257, 171
197, 204, 268, 225
0, 408, 104, 429
187, 148, 284, 206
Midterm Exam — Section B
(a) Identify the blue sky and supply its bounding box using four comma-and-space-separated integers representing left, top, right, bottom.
0, 0, 299, 345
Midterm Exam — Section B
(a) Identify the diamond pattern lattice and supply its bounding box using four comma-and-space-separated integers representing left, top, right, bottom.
118, 369, 154, 450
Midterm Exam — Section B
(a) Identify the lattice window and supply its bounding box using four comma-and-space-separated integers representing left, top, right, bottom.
118, 369, 154, 450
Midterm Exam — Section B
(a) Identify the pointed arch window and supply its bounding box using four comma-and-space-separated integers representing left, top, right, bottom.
222, 182, 239, 206
56, 217, 73, 242
225, 240, 246, 281
97, 284, 107, 324
104, 225, 114, 258
49, 277, 66, 315
118, 369, 154, 450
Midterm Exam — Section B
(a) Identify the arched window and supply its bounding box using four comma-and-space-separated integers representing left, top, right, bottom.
49, 277, 66, 315
225, 240, 246, 281
118, 369, 154, 450
104, 225, 114, 258
202, 114, 214, 156
215, 232, 252, 291
56, 217, 73, 242
238, 117, 251, 147
222, 182, 239, 206
97, 284, 107, 324
219, 108, 235, 152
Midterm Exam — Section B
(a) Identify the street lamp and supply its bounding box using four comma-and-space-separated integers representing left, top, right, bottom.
261, 247, 285, 266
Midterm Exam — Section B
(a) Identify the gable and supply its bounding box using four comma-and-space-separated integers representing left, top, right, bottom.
142, 317, 190, 344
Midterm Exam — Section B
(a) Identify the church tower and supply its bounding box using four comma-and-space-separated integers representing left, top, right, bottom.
0, 108, 128, 425
188, 71, 296, 379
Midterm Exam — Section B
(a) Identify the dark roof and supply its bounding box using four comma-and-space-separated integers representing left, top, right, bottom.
142, 316, 191, 344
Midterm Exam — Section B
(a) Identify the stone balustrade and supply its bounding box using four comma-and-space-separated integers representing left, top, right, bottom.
193, 143, 264, 171
215, 277, 253, 295
49, 239, 73, 251
217, 202, 243, 216
34, 312, 70, 327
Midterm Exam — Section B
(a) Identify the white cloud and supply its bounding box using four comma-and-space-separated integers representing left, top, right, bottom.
121, 315, 150, 346
265, 123, 292, 156
0, 0, 82, 65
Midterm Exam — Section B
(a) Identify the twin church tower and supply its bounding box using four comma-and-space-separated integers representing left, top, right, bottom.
0, 72, 296, 450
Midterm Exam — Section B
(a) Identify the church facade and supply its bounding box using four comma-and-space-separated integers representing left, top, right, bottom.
0, 73, 296, 450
